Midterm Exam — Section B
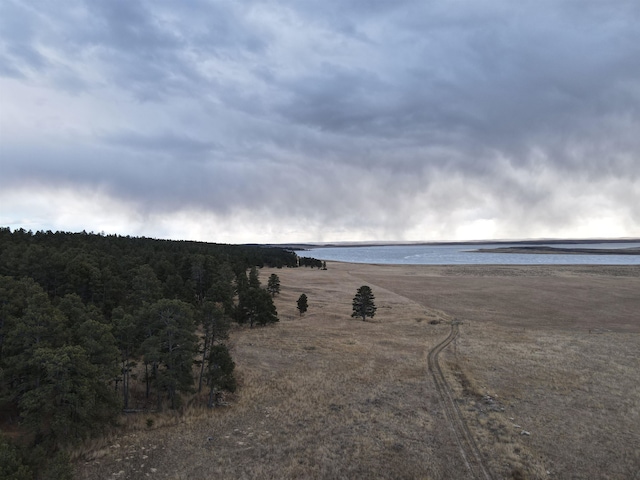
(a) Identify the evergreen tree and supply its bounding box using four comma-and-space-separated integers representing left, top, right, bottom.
351, 286, 376, 321
191, 255, 206, 302
143, 300, 198, 409
267, 273, 281, 297
2, 280, 67, 408
112, 307, 140, 409
197, 302, 230, 393
207, 263, 235, 314
253, 288, 279, 326
19, 345, 119, 447
128, 265, 163, 310
238, 287, 278, 327
297, 294, 308, 316
205, 344, 236, 408
234, 269, 249, 298
248, 266, 261, 289
0, 435, 32, 480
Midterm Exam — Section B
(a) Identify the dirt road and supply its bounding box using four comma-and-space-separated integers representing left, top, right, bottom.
428, 322, 494, 480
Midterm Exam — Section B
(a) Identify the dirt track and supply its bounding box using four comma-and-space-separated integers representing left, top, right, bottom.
428, 322, 493, 480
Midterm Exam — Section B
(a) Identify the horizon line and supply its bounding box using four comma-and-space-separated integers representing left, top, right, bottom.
264, 237, 640, 248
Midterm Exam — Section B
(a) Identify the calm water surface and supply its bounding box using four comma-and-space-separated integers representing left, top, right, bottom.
301, 243, 640, 265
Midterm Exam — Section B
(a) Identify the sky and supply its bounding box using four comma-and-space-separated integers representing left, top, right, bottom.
1, 0, 639, 244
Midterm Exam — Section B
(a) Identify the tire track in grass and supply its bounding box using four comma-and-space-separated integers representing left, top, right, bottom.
428, 322, 494, 480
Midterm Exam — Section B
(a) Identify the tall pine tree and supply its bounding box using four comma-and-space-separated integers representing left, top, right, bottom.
351, 286, 377, 321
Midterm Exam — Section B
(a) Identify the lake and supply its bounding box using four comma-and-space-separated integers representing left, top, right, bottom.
300, 242, 640, 265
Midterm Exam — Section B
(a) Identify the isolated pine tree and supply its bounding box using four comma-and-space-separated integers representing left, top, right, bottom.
351, 285, 376, 321
297, 293, 308, 316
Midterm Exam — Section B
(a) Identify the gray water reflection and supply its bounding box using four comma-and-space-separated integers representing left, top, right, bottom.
301, 243, 640, 265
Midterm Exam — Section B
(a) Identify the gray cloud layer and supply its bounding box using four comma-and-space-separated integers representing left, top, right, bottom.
1, 0, 639, 241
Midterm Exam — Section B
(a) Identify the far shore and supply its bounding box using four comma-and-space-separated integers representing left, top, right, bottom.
473, 246, 640, 255
271, 238, 640, 251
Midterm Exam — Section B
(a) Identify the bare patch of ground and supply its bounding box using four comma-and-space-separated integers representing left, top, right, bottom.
349, 263, 640, 479
75, 263, 640, 479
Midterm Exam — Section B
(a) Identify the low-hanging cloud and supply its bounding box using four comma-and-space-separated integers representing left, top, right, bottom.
1, 0, 638, 242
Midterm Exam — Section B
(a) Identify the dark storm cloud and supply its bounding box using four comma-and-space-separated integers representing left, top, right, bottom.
103, 130, 218, 157
1, 0, 639, 240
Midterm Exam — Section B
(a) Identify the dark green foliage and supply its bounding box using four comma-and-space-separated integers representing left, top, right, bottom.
234, 269, 249, 298
234, 267, 279, 327
205, 344, 236, 407
0, 276, 116, 450
1, 278, 68, 408
187, 255, 209, 305
111, 307, 140, 409
297, 293, 308, 316
0, 435, 32, 480
25, 446, 74, 480
237, 285, 279, 328
37, 451, 74, 480
128, 265, 163, 310
248, 266, 261, 289
0, 433, 71, 480
252, 289, 279, 327
19, 345, 120, 446
197, 302, 230, 393
207, 263, 235, 313
352, 285, 377, 321
142, 300, 198, 409
267, 273, 281, 297
0, 227, 297, 467
298, 257, 324, 268
0, 228, 298, 314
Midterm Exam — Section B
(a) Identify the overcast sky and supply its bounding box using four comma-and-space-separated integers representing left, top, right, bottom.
1, 0, 639, 243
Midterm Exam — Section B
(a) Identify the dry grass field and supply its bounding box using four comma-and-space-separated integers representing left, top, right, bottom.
75, 262, 640, 480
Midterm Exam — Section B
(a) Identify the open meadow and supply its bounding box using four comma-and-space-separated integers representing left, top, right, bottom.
76, 262, 640, 479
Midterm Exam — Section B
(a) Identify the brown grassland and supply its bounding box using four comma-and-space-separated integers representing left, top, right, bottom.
75, 262, 640, 479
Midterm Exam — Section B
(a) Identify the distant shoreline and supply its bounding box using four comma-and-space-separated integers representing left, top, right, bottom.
277, 238, 640, 251
473, 246, 640, 255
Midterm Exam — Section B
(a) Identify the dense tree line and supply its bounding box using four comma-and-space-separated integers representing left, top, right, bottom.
298, 257, 326, 269
0, 228, 304, 477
